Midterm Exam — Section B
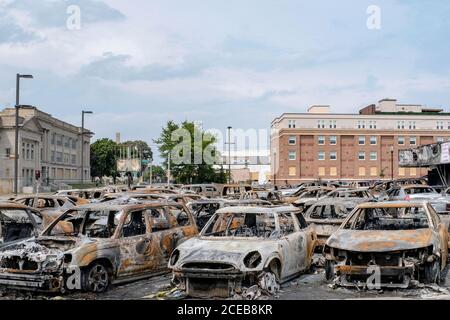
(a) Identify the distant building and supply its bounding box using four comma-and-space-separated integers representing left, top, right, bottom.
219, 149, 271, 184
271, 98, 450, 184
0, 106, 93, 194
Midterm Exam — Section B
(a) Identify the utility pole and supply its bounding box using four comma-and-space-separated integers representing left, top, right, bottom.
81, 110, 93, 187
14, 74, 33, 196
225, 126, 235, 184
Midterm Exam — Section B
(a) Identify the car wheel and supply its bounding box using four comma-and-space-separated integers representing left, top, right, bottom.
325, 260, 335, 280
424, 260, 441, 285
82, 262, 110, 293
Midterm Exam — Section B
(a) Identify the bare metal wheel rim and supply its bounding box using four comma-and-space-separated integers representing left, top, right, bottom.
88, 264, 108, 292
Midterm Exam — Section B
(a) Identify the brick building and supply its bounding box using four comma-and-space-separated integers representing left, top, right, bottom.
270, 99, 450, 184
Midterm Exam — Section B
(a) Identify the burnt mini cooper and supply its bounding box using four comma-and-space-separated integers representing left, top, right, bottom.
169, 206, 317, 298
323, 201, 449, 288
0, 202, 198, 293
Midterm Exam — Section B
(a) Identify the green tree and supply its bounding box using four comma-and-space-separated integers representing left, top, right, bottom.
154, 121, 223, 184
90, 138, 118, 178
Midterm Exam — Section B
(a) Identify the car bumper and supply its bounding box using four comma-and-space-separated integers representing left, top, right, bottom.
334, 265, 414, 289
0, 271, 63, 292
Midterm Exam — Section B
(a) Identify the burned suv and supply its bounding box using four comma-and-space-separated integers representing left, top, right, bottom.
324, 201, 448, 288
0, 202, 198, 293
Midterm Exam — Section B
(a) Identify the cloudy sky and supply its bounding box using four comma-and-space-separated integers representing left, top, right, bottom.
1, 0, 450, 161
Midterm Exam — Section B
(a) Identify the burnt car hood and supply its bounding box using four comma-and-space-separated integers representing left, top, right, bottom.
176, 237, 277, 268
326, 229, 435, 252
0, 236, 97, 266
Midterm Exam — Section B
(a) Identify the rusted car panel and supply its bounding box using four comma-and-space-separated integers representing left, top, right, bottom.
170, 206, 317, 298
324, 201, 448, 289
0, 202, 198, 293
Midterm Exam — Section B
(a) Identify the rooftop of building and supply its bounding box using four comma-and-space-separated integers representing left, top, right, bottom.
272, 98, 450, 124
0, 105, 93, 135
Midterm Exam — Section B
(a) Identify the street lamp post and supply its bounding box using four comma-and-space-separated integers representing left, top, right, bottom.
81, 110, 93, 187
226, 126, 232, 184
390, 145, 394, 182
14, 74, 33, 195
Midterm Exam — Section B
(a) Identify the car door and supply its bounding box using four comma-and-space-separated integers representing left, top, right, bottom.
117, 208, 155, 278
277, 212, 309, 278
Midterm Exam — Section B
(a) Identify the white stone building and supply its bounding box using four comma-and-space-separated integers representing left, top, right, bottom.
0, 106, 93, 194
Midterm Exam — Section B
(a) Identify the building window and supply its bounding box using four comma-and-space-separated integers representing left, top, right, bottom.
288, 151, 296, 161
318, 151, 325, 161
410, 137, 417, 145
318, 136, 325, 145
398, 137, 405, 145
399, 168, 405, 176
358, 152, 365, 160
317, 120, 325, 129
329, 136, 337, 145
330, 152, 337, 161
370, 152, 377, 161
288, 120, 296, 129
358, 167, 366, 176
409, 121, 416, 130
5, 148, 11, 158
370, 136, 377, 145
437, 121, 444, 130
357, 121, 365, 129
447, 122, 450, 130
56, 152, 63, 163
437, 137, 444, 143
370, 167, 378, 176
288, 136, 296, 145
72, 139, 77, 149
358, 136, 365, 145
410, 168, 417, 176
288, 167, 296, 176
64, 137, 70, 148
30, 144, 34, 160
369, 121, 377, 129
330, 167, 337, 176
397, 121, 405, 129
329, 120, 337, 129
51, 151, 55, 162
318, 167, 325, 176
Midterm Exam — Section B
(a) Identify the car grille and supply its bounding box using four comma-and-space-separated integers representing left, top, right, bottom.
0, 257, 39, 271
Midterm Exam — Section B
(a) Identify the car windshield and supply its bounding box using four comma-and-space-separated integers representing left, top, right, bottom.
331, 190, 370, 198
405, 187, 436, 195
202, 212, 288, 238
344, 206, 430, 231
47, 209, 121, 238
309, 204, 348, 219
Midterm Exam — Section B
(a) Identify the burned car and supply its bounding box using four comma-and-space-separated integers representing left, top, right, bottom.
323, 201, 448, 288
0, 203, 44, 246
0, 202, 198, 293
290, 187, 335, 211
14, 195, 75, 218
169, 206, 317, 298
303, 199, 350, 249
186, 199, 272, 230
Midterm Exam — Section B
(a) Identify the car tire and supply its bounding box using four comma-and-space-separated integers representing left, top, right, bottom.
82, 262, 111, 293
325, 260, 334, 280
424, 260, 441, 285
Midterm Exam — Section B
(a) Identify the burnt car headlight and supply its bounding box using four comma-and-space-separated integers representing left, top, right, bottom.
244, 251, 262, 269
63, 254, 72, 264
170, 249, 180, 266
